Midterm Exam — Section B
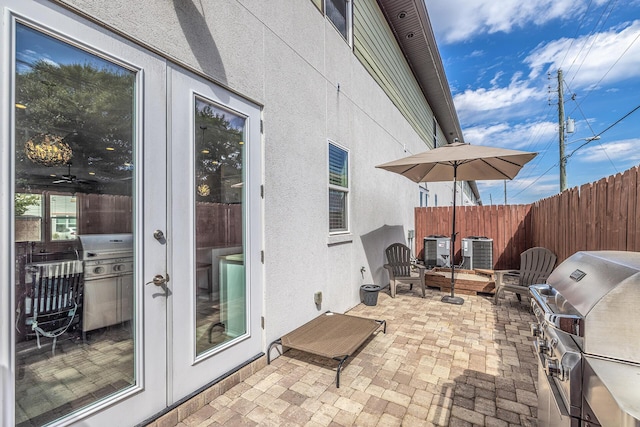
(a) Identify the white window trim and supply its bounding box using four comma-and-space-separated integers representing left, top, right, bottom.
324, 0, 353, 46
328, 140, 350, 235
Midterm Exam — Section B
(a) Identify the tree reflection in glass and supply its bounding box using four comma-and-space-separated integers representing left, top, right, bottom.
13, 23, 136, 426
194, 98, 246, 356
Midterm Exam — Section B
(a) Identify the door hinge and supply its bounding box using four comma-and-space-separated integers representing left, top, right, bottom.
260, 185, 264, 199
261, 250, 264, 264
260, 119, 264, 133
261, 316, 265, 329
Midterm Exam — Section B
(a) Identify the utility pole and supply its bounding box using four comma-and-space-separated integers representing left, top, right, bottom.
504, 181, 507, 205
558, 69, 567, 192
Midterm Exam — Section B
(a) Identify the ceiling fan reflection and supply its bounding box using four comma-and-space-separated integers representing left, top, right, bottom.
52, 164, 90, 184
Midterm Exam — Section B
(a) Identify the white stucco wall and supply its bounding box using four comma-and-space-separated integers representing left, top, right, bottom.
57, 0, 453, 346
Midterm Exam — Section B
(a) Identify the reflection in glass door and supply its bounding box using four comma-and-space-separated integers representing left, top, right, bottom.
194, 98, 246, 355
5, 2, 261, 423
13, 23, 137, 425
169, 66, 262, 402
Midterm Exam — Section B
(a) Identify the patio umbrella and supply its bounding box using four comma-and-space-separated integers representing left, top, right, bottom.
376, 141, 536, 305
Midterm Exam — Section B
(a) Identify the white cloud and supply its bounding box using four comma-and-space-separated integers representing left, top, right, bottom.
16, 49, 60, 70
453, 78, 546, 122
489, 71, 504, 86
477, 173, 558, 204
450, 19, 640, 127
463, 120, 557, 150
575, 138, 640, 162
525, 20, 640, 88
426, 0, 604, 44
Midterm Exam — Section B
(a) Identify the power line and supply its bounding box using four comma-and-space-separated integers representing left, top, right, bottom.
574, 25, 640, 109
564, 11, 639, 115
561, 80, 617, 171
558, 0, 597, 68
566, 102, 640, 160
511, 102, 640, 199
507, 103, 558, 194
510, 163, 558, 200
565, 0, 619, 86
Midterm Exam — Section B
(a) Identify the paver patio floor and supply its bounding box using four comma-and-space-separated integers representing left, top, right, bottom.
163, 287, 538, 426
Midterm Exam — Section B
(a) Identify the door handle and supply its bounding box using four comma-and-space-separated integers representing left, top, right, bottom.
146, 273, 169, 286
153, 229, 166, 244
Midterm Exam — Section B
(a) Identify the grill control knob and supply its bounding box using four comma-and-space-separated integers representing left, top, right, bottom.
546, 359, 564, 380
531, 323, 543, 337
113, 264, 124, 272
94, 266, 105, 274
537, 339, 550, 356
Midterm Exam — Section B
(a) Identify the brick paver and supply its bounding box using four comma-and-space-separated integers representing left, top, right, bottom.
164, 287, 539, 426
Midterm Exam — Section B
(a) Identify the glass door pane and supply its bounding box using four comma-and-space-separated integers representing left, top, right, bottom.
169, 66, 262, 402
13, 22, 137, 426
194, 98, 246, 355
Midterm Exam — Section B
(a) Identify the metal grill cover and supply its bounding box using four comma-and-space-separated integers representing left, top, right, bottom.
546, 251, 640, 363
77, 234, 133, 260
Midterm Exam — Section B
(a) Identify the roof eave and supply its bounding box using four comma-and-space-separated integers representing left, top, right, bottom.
377, 0, 481, 202
377, 0, 462, 145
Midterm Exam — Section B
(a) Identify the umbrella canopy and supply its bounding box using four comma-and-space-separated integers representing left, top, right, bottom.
375, 142, 537, 183
376, 142, 537, 305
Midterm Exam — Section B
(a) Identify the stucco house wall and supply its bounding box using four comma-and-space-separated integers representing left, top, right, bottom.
54, 0, 452, 345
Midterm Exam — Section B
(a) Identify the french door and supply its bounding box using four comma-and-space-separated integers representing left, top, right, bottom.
1, 1, 262, 426
168, 65, 262, 400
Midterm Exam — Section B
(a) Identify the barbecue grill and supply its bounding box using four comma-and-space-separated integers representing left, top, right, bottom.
77, 234, 134, 334
529, 251, 640, 427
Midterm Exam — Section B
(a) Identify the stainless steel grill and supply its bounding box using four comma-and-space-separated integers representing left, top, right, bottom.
530, 251, 640, 427
77, 234, 134, 334
78, 234, 133, 279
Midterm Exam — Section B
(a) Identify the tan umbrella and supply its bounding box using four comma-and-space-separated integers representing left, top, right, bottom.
376, 142, 537, 305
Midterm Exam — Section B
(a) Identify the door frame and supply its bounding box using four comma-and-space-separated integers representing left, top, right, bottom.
167, 65, 264, 402
1, 1, 169, 425
1, 1, 265, 425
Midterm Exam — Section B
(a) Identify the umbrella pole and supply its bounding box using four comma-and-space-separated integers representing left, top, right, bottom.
442, 162, 464, 305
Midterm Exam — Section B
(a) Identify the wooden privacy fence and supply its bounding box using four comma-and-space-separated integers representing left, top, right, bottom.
415, 204, 532, 269
415, 165, 640, 269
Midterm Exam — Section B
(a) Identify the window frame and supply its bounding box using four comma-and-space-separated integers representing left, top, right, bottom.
14, 192, 79, 243
14, 192, 44, 242
328, 140, 350, 234
49, 194, 78, 241
323, 0, 352, 45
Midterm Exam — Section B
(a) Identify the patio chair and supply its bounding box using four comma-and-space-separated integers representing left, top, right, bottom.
493, 247, 556, 304
24, 261, 84, 354
384, 243, 426, 298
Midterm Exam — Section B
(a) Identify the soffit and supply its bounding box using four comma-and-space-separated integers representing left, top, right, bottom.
376, 0, 462, 145
377, 0, 481, 203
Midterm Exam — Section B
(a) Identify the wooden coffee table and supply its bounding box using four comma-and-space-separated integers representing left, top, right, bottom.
425, 268, 495, 295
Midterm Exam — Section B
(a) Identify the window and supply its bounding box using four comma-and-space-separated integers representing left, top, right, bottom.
329, 142, 349, 232
324, 0, 351, 41
15, 193, 43, 242
419, 189, 429, 207
50, 195, 77, 241
14, 193, 78, 242
433, 117, 437, 147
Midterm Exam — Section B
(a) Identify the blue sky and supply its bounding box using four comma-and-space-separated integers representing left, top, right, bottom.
425, 0, 640, 205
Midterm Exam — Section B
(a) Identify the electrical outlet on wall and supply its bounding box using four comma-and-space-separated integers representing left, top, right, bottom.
314, 291, 322, 305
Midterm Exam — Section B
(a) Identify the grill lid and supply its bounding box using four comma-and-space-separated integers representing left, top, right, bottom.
545, 251, 640, 317
536, 250, 640, 364
77, 234, 133, 260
